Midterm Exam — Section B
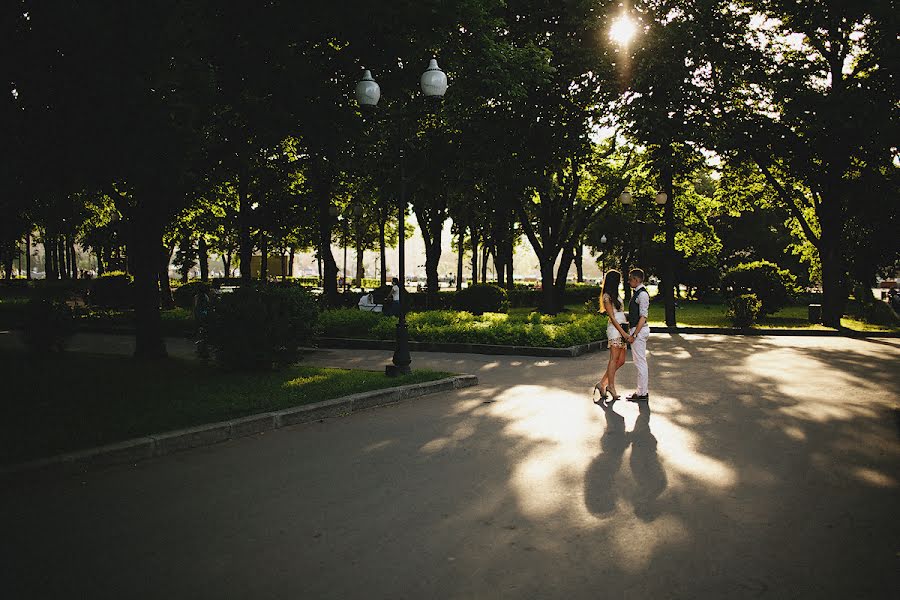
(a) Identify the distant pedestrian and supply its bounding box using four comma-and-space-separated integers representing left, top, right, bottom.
384, 277, 401, 316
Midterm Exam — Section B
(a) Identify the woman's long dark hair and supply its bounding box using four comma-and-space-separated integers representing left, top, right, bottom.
600, 270, 622, 312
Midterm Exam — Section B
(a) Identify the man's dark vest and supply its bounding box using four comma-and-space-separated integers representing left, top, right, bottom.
628, 287, 648, 328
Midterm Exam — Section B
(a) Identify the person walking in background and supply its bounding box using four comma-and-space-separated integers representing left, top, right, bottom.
594, 270, 629, 404
625, 269, 651, 402
383, 277, 401, 316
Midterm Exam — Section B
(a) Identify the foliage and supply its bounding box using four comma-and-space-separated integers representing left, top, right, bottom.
726, 294, 762, 328
23, 299, 74, 354
88, 272, 134, 308
846, 298, 900, 328
0, 349, 449, 463
202, 286, 319, 370
721, 261, 798, 315
315, 309, 384, 339
316, 308, 607, 348
451, 284, 509, 315
173, 281, 212, 310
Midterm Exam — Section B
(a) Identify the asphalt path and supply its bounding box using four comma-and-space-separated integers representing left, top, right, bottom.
2, 333, 899, 599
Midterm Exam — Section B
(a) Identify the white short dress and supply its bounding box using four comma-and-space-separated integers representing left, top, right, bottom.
603, 294, 628, 349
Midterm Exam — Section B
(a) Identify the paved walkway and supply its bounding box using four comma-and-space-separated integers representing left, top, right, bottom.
2, 333, 899, 598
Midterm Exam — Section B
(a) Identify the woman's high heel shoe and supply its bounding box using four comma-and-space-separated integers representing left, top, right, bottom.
607, 386, 620, 402
593, 382, 608, 403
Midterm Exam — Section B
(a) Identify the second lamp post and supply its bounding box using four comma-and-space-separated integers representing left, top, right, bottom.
355, 58, 448, 376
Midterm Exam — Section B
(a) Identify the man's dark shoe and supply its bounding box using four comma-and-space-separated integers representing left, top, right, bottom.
626, 393, 649, 402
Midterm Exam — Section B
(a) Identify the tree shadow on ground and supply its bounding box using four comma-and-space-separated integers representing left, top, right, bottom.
3, 337, 899, 599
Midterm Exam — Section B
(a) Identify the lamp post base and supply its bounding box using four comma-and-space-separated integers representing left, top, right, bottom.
385, 364, 412, 377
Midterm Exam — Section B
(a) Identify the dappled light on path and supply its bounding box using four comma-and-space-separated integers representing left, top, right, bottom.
4, 335, 899, 598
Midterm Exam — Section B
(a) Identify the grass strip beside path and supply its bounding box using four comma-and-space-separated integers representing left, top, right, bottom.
0, 351, 451, 464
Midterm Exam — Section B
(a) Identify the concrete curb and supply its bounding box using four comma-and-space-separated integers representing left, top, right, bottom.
1, 374, 479, 476
317, 337, 608, 357
652, 326, 900, 338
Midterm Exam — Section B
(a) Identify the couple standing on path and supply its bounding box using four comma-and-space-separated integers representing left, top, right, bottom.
594, 268, 650, 404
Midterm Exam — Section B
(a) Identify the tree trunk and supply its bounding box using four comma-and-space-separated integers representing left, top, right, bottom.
318, 210, 338, 306
70, 237, 78, 278
539, 257, 557, 314
223, 253, 231, 278
25, 231, 32, 279
494, 247, 504, 288
481, 246, 489, 282
238, 168, 252, 284
288, 247, 295, 279
575, 243, 584, 283
355, 245, 364, 288
180, 235, 191, 284
470, 225, 478, 285
59, 236, 69, 279
260, 232, 268, 283
506, 232, 514, 290
133, 216, 167, 359
159, 245, 175, 310
554, 245, 576, 310
456, 230, 464, 291
819, 217, 846, 328
198, 236, 209, 282
45, 235, 57, 280
281, 253, 287, 282
378, 220, 387, 286
622, 257, 632, 303
2, 256, 11, 279
424, 240, 441, 308
661, 159, 677, 327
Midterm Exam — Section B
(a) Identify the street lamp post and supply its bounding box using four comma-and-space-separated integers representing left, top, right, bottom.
342, 216, 348, 293
599, 234, 607, 276
352, 204, 363, 287
356, 59, 448, 377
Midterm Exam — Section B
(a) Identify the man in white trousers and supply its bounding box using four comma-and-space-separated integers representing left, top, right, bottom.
625, 269, 650, 401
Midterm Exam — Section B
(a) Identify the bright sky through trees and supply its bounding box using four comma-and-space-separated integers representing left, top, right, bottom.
609, 13, 638, 46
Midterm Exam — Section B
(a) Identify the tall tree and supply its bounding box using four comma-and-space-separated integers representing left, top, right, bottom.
713, 0, 899, 325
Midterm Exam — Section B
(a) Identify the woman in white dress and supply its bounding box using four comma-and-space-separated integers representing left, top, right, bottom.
594, 270, 629, 403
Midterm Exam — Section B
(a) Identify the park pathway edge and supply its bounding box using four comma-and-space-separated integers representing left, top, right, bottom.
1, 374, 479, 476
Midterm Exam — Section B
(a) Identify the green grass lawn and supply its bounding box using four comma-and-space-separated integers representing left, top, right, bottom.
0, 351, 451, 464
514, 300, 898, 332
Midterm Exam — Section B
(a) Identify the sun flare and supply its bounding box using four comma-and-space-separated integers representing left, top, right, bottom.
609, 14, 638, 47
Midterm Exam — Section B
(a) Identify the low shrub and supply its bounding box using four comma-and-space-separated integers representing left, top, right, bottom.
726, 294, 761, 328
173, 281, 212, 310
202, 286, 319, 370
23, 298, 74, 354
316, 309, 385, 338
846, 298, 900, 327
451, 284, 509, 315
315, 308, 607, 348
721, 261, 797, 315
89, 272, 134, 308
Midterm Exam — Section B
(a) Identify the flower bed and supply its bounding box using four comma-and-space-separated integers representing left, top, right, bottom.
316, 309, 608, 348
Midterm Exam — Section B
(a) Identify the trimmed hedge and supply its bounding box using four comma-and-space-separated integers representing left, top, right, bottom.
317, 308, 607, 348
173, 281, 212, 309
23, 298, 74, 354
89, 272, 133, 308
721, 261, 797, 315
202, 286, 319, 370
451, 284, 509, 315
726, 294, 762, 328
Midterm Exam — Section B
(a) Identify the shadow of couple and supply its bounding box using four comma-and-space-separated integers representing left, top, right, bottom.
584, 401, 668, 521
